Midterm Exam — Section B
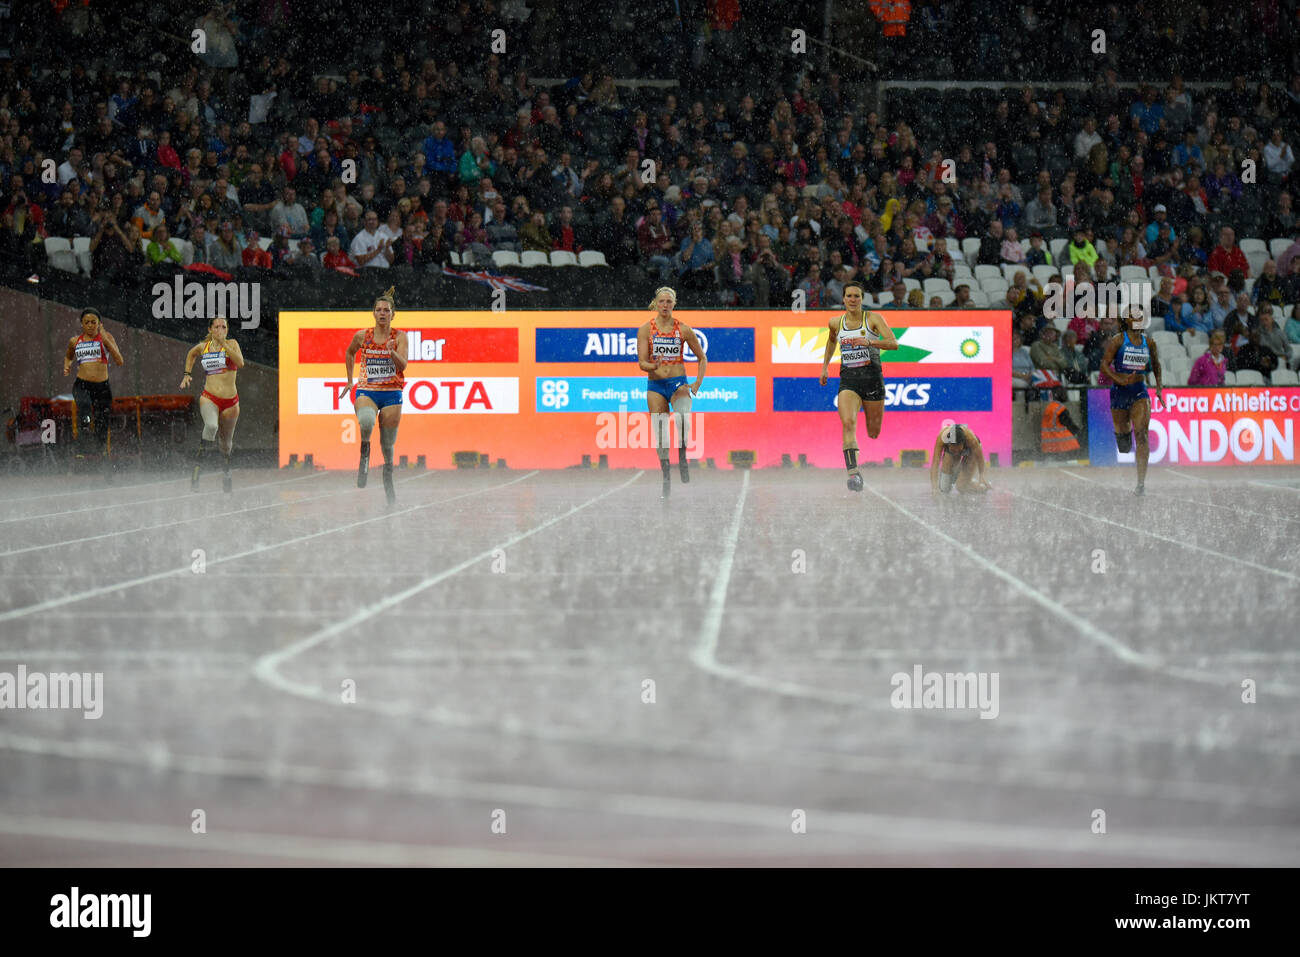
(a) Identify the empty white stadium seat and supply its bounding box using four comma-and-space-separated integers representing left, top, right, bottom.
1270, 238, 1293, 259
1234, 369, 1265, 385
1050, 238, 1068, 261
1239, 238, 1268, 256
577, 250, 608, 267
1002, 264, 1031, 283
492, 250, 521, 267
961, 238, 981, 260
1032, 265, 1056, 286
1120, 265, 1148, 284
550, 250, 577, 267
44, 237, 78, 273
1223, 370, 1238, 385
923, 277, 951, 294
72, 236, 92, 276
973, 264, 1002, 281
519, 251, 549, 268
1185, 339, 1210, 360
1272, 368, 1300, 385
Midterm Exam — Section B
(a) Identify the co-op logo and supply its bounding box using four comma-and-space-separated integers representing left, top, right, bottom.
540, 379, 569, 408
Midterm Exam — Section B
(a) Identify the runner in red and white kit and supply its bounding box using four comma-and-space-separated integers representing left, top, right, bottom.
181, 316, 244, 493
343, 286, 406, 505
636, 286, 707, 499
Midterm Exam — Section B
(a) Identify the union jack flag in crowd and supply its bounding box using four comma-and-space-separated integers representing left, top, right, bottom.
443, 268, 548, 293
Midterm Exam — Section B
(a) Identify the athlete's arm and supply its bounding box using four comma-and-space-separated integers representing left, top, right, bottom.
1148, 336, 1163, 401
681, 323, 707, 390
930, 433, 945, 493
968, 431, 990, 486
1100, 335, 1126, 386
102, 331, 125, 366
225, 339, 245, 369
387, 329, 407, 373
866, 311, 899, 351
180, 343, 202, 386
63, 337, 77, 374
636, 324, 657, 373
819, 317, 839, 386
344, 330, 362, 387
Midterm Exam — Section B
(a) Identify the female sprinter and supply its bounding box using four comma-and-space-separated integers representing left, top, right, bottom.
819, 281, 898, 491
1101, 304, 1164, 495
636, 286, 707, 499
63, 307, 125, 479
180, 316, 244, 493
930, 421, 991, 495
344, 286, 407, 505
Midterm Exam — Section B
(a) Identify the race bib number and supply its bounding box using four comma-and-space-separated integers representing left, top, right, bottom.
75, 341, 101, 364
841, 339, 872, 368
200, 350, 227, 374
366, 358, 396, 380
651, 335, 681, 362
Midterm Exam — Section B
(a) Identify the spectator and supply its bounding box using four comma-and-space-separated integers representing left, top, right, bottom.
208, 221, 243, 272
880, 281, 909, 309
1207, 226, 1250, 277
1085, 313, 1120, 371
1235, 326, 1278, 378
1059, 329, 1089, 384
519, 210, 553, 253
241, 230, 271, 268
1223, 294, 1255, 349
977, 219, 1004, 266
146, 223, 183, 265
1144, 204, 1176, 245
719, 237, 757, 305
637, 202, 674, 281
132, 191, 166, 240
1187, 329, 1230, 386
1023, 187, 1056, 230
1011, 330, 1035, 388
1258, 305, 1291, 369
1286, 304, 1300, 349
1179, 286, 1215, 340
1264, 128, 1295, 180
1068, 308, 1100, 345
1253, 259, 1286, 308
322, 235, 359, 275
1029, 323, 1067, 374
284, 236, 321, 277
350, 209, 394, 268
270, 186, 309, 239
1001, 226, 1027, 264
1025, 231, 1052, 266
1067, 228, 1098, 267
676, 221, 715, 290
594, 197, 636, 266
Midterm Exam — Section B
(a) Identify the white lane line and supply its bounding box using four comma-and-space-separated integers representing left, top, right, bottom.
0, 733, 1293, 865
0, 469, 331, 526
1166, 467, 1210, 483
0, 469, 440, 558
0, 473, 186, 503
1015, 490, 1300, 584
0, 814, 621, 867
689, 473, 860, 701
251, 472, 643, 698
0, 472, 539, 624
1064, 467, 1300, 526
1249, 480, 1300, 495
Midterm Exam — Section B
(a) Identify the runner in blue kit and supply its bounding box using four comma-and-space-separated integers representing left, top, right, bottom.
1101, 304, 1165, 495
637, 286, 707, 499
819, 282, 898, 491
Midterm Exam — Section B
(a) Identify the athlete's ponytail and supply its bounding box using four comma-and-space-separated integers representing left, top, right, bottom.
376, 285, 396, 313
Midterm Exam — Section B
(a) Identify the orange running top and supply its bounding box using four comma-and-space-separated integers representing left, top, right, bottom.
356, 327, 404, 390
649, 316, 685, 368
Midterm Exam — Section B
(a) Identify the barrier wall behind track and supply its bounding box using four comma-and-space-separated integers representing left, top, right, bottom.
278, 309, 1013, 470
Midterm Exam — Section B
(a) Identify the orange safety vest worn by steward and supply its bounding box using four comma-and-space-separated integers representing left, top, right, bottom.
870, 0, 911, 36
1041, 400, 1080, 453
357, 328, 405, 390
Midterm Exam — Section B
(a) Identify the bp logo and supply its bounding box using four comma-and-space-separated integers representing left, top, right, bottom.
960, 338, 980, 358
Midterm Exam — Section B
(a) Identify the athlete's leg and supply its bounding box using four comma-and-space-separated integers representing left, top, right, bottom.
217, 403, 239, 492
355, 395, 378, 488
1110, 407, 1133, 453
955, 455, 986, 493
1129, 397, 1151, 492
838, 389, 863, 490
670, 384, 692, 482
862, 399, 884, 440
647, 389, 672, 496
91, 383, 112, 456
378, 402, 401, 505
193, 394, 220, 490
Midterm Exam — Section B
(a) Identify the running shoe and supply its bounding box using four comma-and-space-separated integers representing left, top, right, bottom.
1134, 483, 1145, 496
847, 472, 863, 492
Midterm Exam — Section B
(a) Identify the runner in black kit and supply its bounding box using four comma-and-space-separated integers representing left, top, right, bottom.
63, 307, 124, 480
819, 282, 898, 490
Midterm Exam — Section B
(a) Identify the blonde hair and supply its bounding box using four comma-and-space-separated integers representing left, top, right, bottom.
375, 285, 396, 313
648, 286, 677, 310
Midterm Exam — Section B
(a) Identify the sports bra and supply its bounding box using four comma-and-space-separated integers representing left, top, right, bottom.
74, 334, 109, 367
